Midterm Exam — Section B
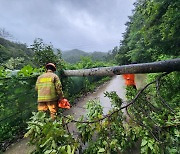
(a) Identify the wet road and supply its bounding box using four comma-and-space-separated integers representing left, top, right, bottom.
3, 138, 35, 154
64, 75, 126, 136
65, 75, 126, 117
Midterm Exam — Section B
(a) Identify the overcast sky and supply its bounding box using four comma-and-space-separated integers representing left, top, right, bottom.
0, 0, 135, 52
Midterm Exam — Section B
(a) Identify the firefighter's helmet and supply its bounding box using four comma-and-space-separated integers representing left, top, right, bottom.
46, 63, 56, 71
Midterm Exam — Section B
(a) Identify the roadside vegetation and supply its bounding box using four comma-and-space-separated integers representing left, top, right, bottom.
0, 37, 111, 152
0, 0, 179, 153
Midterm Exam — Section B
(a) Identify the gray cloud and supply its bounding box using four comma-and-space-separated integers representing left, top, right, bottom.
0, 0, 135, 52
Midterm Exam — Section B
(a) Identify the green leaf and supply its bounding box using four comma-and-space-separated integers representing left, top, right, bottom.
98, 148, 105, 153
148, 142, 153, 150
44, 150, 56, 154
67, 145, 71, 154
141, 139, 148, 146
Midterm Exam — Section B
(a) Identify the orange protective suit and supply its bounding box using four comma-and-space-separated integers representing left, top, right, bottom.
123, 74, 136, 86
38, 101, 58, 119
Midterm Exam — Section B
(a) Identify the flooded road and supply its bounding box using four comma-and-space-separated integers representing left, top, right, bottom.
4, 75, 146, 154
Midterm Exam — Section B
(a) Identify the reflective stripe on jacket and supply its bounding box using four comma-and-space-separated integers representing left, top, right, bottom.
35, 70, 64, 102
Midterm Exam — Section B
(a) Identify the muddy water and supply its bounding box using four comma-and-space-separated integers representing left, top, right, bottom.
4, 75, 146, 154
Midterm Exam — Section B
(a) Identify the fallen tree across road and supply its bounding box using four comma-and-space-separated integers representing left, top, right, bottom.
63, 58, 180, 76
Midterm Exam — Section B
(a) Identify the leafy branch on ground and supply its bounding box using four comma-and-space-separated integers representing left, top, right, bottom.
25, 72, 179, 153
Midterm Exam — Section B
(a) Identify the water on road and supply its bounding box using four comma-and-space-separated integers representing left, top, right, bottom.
63, 75, 126, 136
65, 75, 126, 117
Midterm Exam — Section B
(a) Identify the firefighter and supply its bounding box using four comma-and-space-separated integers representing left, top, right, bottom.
123, 74, 137, 89
35, 63, 64, 120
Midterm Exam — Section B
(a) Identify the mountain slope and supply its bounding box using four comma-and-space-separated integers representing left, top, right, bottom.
62, 49, 89, 63
62, 49, 107, 63
0, 37, 34, 67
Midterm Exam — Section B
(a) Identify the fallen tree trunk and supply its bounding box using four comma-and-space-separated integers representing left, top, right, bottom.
63, 58, 180, 76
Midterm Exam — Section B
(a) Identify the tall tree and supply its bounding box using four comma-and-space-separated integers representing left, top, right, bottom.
116, 0, 180, 64
31, 38, 63, 69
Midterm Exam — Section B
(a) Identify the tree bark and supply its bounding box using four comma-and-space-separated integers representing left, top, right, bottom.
63, 58, 180, 76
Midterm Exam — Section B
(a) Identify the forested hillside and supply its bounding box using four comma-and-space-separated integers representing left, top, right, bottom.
115, 0, 180, 64
0, 37, 108, 69
62, 49, 107, 64
0, 37, 34, 69
61, 49, 89, 63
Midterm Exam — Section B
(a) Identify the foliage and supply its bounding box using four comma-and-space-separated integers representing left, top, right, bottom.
0, 66, 37, 151
18, 65, 44, 77
0, 44, 10, 64
0, 37, 34, 68
76, 94, 136, 154
112, 2, 180, 152
90, 51, 107, 62
62, 49, 107, 64
0, 57, 111, 152
4, 57, 25, 70
66, 56, 111, 70
31, 38, 64, 69
1, 1, 180, 152
105, 46, 119, 64
0, 66, 10, 77
75, 72, 179, 153
26, 97, 133, 154
24, 112, 79, 154
126, 72, 180, 154
24, 71, 179, 153
116, 0, 180, 65
62, 49, 89, 64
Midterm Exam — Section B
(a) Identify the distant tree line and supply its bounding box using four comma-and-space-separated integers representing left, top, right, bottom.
0, 36, 110, 70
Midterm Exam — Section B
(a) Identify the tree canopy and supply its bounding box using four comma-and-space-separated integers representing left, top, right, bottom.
116, 0, 180, 65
